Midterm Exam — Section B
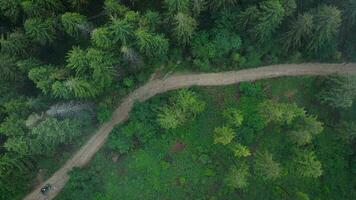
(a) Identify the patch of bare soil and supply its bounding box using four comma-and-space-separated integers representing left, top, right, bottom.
170, 141, 186, 153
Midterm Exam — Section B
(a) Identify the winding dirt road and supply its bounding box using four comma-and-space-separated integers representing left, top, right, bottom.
24, 63, 356, 200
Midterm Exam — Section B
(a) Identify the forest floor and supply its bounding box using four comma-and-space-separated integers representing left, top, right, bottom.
24, 63, 356, 200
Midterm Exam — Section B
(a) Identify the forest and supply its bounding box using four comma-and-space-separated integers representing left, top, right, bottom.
0, 0, 356, 200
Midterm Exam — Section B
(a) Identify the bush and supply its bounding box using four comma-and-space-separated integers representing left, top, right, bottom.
108, 125, 134, 154
60, 167, 102, 200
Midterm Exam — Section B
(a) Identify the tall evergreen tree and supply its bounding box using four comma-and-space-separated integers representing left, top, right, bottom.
308, 5, 341, 52
173, 12, 197, 45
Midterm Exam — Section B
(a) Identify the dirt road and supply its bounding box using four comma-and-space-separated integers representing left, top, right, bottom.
24, 63, 356, 200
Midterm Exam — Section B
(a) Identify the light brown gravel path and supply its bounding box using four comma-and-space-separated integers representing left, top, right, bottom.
24, 63, 356, 200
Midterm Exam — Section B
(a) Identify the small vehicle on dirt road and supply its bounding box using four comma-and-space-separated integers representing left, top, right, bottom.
40, 184, 52, 195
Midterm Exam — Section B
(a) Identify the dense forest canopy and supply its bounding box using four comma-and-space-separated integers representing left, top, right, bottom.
0, 0, 356, 200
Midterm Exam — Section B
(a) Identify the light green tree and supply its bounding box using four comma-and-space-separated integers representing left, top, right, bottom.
28, 65, 56, 94
157, 106, 184, 129
254, 151, 281, 181
52, 81, 72, 99
65, 78, 98, 98
173, 12, 197, 45
135, 28, 169, 59
86, 48, 115, 89
91, 27, 113, 49
295, 151, 322, 178
230, 143, 251, 158
66, 46, 89, 75
223, 108, 243, 127
259, 100, 305, 125
224, 162, 250, 189
173, 89, 205, 115
213, 126, 235, 145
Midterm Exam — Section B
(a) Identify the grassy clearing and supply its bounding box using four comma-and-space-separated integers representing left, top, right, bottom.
57, 76, 355, 200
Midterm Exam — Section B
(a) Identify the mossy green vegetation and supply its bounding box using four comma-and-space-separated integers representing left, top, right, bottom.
57, 77, 356, 200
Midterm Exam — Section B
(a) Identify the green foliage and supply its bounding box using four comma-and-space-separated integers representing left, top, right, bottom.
173, 13, 197, 45
66, 46, 89, 75
68, 0, 90, 10
223, 108, 243, 127
108, 126, 134, 154
281, 0, 296, 16
157, 106, 184, 129
295, 192, 310, 200
61, 167, 102, 200
209, 0, 237, 11
0, 115, 27, 137
213, 126, 235, 145
0, 54, 21, 81
22, 0, 63, 17
0, 31, 29, 57
157, 90, 205, 129
104, 0, 128, 18
259, 100, 305, 125
251, 0, 285, 42
109, 18, 133, 45
308, 5, 342, 52
239, 82, 265, 98
254, 151, 281, 181
28, 65, 57, 94
96, 101, 112, 124
172, 89, 206, 115
61, 12, 89, 38
294, 150, 323, 178
0, 0, 21, 21
164, 0, 190, 14
289, 116, 323, 146
230, 143, 251, 158
317, 75, 356, 109
29, 117, 85, 155
91, 27, 113, 49
135, 28, 169, 59
24, 17, 57, 45
284, 13, 314, 50
66, 78, 97, 98
224, 162, 250, 189
140, 11, 161, 32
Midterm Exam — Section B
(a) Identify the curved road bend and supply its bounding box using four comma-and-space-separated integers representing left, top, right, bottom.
24, 63, 356, 200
